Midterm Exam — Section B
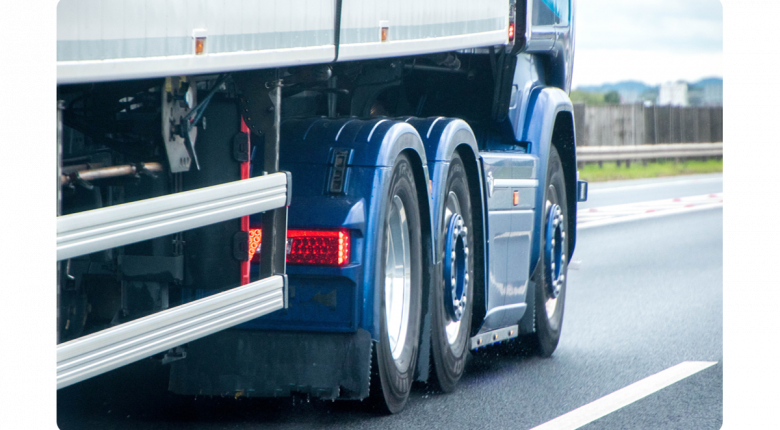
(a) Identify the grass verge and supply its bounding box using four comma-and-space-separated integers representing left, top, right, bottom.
578, 158, 722, 182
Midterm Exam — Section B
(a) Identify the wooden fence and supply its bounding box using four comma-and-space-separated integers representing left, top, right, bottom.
572, 104, 723, 146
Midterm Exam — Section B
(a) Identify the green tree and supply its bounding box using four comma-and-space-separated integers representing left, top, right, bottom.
569, 90, 606, 106
604, 91, 620, 104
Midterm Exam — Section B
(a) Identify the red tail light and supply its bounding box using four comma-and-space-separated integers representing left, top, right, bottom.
248, 228, 351, 266
508, 22, 515, 42
287, 229, 350, 266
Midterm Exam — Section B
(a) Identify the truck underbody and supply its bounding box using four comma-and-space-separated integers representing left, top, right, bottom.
57, 0, 584, 413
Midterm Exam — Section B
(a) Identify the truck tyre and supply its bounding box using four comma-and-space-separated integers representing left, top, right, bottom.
370, 153, 423, 414
430, 153, 474, 393
529, 145, 568, 357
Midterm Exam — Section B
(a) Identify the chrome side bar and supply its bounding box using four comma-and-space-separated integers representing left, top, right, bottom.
57, 172, 289, 261
57, 275, 286, 389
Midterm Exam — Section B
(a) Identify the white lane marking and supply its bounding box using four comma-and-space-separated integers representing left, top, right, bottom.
578, 203, 722, 230
577, 193, 722, 229
588, 176, 722, 194
529, 361, 718, 430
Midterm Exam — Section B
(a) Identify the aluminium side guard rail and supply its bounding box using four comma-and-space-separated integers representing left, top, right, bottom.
56, 172, 291, 389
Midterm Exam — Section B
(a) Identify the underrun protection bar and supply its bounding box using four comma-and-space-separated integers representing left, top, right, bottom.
57, 275, 287, 389
57, 172, 289, 261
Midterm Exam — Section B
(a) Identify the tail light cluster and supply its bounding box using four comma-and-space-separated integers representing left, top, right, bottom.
248, 228, 351, 267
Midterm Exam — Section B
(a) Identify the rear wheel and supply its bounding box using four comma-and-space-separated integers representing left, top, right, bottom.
430, 153, 474, 393
528, 145, 568, 357
370, 153, 423, 414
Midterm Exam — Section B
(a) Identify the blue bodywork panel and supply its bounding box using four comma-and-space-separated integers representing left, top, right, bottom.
239, 118, 433, 342
477, 152, 537, 331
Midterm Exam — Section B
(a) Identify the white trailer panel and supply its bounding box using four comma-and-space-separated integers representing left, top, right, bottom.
337, 0, 508, 61
57, 0, 510, 84
57, 0, 337, 84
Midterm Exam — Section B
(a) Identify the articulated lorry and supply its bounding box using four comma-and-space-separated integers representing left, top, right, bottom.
57, 0, 587, 413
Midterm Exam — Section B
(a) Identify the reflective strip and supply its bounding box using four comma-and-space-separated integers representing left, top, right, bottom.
57, 275, 286, 389
57, 173, 288, 260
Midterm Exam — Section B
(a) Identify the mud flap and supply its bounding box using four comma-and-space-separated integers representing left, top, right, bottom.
169, 328, 372, 400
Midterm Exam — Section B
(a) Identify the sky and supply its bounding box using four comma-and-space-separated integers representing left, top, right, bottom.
571, 0, 723, 88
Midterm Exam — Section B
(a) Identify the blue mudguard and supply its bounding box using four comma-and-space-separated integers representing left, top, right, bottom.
519, 87, 576, 274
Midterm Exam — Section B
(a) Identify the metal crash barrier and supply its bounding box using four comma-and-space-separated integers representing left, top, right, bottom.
576, 143, 723, 163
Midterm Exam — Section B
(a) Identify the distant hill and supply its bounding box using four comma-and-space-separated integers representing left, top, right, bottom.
690, 77, 723, 89
576, 81, 654, 94
575, 78, 722, 93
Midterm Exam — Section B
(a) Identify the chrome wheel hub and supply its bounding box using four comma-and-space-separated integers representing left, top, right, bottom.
544, 203, 565, 307
442, 192, 469, 346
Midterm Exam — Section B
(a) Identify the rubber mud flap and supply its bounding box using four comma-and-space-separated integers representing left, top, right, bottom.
169, 328, 372, 399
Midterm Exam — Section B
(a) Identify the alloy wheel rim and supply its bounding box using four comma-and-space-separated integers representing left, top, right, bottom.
443, 191, 468, 348
385, 195, 412, 362
544, 185, 565, 323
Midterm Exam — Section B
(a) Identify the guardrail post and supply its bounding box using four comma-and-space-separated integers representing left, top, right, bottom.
58, 100, 64, 344
259, 79, 288, 279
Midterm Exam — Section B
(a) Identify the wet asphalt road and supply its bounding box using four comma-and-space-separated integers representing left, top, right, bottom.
58, 175, 723, 430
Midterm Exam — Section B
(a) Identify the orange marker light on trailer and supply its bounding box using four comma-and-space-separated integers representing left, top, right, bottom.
513, 190, 519, 206
248, 229, 262, 261
195, 37, 206, 55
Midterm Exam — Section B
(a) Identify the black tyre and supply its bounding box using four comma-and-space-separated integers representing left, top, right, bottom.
429, 153, 474, 393
528, 145, 568, 357
370, 153, 423, 414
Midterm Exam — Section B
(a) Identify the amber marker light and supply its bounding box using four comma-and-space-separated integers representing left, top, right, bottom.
248, 228, 262, 261
195, 37, 206, 55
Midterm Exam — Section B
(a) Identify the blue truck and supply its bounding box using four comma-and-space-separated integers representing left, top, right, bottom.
56, 0, 586, 413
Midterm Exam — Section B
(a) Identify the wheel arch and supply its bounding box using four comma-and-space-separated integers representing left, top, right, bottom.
550, 110, 577, 259
521, 87, 578, 273
454, 144, 488, 337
